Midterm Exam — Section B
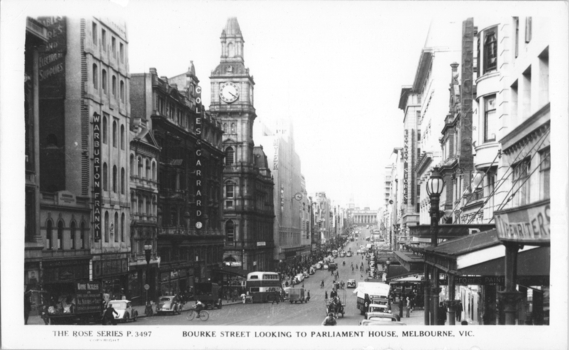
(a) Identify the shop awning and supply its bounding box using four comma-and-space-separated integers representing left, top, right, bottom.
458, 247, 550, 277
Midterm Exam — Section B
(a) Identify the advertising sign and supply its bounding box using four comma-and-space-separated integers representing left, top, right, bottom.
93, 113, 102, 242
403, 129, 409, 204
494, 199, 550, 245
75, 281, 102, 313
37, 16, 66, 99
195, 95, 203, 231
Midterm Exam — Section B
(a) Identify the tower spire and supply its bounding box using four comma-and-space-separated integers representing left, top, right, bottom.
220, 17, 244, 62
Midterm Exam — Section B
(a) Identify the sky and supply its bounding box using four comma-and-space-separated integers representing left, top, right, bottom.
4, 0, 560, 210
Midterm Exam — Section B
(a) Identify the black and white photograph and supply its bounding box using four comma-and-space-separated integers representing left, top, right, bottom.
2, 0, 568, 349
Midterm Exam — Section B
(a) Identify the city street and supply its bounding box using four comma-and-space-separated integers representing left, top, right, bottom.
128, 229, 385, 326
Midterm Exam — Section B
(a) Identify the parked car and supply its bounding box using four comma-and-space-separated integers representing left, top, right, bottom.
366, 304, 399, 320
303, 271, 310, 278
360, 318, 406, 326
107, 300, 138, 323
156, 295, 182, 315
323, 264, 329, 270
346, 252, 352, 257
294, 274, 305, 284
347, 279, 357, 288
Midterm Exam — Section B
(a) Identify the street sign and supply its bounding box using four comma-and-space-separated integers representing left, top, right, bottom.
144, 284, 150, 290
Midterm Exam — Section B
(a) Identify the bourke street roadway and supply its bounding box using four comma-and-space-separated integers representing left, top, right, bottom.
127, 229, 379, 326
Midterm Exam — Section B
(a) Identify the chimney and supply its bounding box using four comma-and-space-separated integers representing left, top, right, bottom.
149, 67, 157, 74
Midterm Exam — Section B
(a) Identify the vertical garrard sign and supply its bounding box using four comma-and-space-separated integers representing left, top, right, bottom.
93, 113, 102, 242
195, 87, 203, 232
460, 18, 475, 190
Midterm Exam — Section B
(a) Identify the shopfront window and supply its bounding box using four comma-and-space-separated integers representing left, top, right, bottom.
540, 147, 550, 200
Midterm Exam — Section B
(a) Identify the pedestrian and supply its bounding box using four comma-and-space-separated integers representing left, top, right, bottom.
456, 301, 463, 322
437, 302, 447, 325
102, 304, 118, 325
324, 291, 328, 301
24, 288, 32, 325
461, 320, 468, 325
241, 293, 246, 304
307, 290, 311, 302
406, 297, 411, 318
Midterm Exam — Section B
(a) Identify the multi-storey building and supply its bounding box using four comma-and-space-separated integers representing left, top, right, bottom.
37, 17, 132, 301
130, 64, 225, 297
24, 18, 48, 311
351, 207, 379, 226
256, 118, 309, 263
313, 192, 333, 245
209, 18, 275, 271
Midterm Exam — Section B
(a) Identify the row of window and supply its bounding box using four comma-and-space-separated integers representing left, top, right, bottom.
101, 114, 125, 148
130, 154, 157, 181
131, 194, 157, 217
102, 163, 126, 194
45, 220, 87, 250
92, 21, 126, 63
158, 245, 222, 264
93, 64, 126, 101
102, 211, 126, 243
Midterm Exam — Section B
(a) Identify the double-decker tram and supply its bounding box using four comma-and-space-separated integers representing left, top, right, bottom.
245, 271, 282, 303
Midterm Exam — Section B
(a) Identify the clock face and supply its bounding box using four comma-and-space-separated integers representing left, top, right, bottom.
195, 222, 203, 229
220, 82, 239, 103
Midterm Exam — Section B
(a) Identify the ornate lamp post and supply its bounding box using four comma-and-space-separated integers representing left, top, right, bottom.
425, 167, 445, 325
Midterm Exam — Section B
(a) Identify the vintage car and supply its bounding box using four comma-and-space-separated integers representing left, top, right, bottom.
366, 304, 400, 320
293, 274, 305, 284
323, 264, 329, 270
156, 295, 182, 315
360, 319, 406, 326
107, 300, 138, 323
303, 271, 310, 278
346, 252, 352, 257
347, 279, 357, 288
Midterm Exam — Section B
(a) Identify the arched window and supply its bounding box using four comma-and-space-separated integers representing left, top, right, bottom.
225, 147, 234, 165
120, 124, 125, 150
80, 222, 85, 249
112, 120, 117, 147
92, 64, 98, 89
130, 154, 134, 176
228, 42, 234, 57
225, 220, 234, 242
152, 161, 156, 181
112, 165, 117, 192
114, 212, 119, 242
483, 28, 498, 73
146, 159, 150, 179
120, 80, 125, 101
230, 123, 235, 133
46, 220, 53, 249
121, 167, 125, 194
146, 197, 150, 215
222, 123, 227, 132
104, 211, 109, 242
57, 220, 64, 250
70, 221, 76, 249
121, 213, 125, 242
112, 75, 117, 96
103, 163, 108, 191
102, 69, 107, 93
138, 157, 143, 178
103, 116, 108, 144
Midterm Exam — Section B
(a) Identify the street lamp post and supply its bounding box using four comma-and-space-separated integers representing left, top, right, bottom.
144, 243, 152, 315
425, 167, 445, 325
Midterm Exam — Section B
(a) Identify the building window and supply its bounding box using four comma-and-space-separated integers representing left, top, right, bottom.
120, 43, 124, 63
540, 148, 550, 200
92, 22, 97, 45
114, 213, 119, 242
225, 147, 234, 165
225, 220, 234, 242
57, 221, 64, 250
138, 157, 143, 178
112, 165, 117, 193
70, 221, 76, 249
120, 124, 125, 150
121, 167, 125, 194
525, 17, 532, 43
80, 222, 85, 249
121, 213, 125, 242
226, 184, 234, 198
484, 95, 497, 142
102, 69, 107, 93
112, 75, 117, 97
104, 211, 109, 242
512, 158, 531, 207
112, 120, 117, 147
103, 163, 108, 191
111, 37, 116, 57
130, 154, 134, 176
152, 161, 156, 181
103, 115, 108, 144
46, 220, 53, 249
102, 29, 106, 50
120, 80, 125, 102
92, 64, 98, 89
483, 28, 497, 73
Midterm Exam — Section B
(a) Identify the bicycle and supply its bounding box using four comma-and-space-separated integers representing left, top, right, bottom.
186, 308, 209, 321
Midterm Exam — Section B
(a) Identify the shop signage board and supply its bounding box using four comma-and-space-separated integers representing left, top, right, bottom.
92, 258, 128, 278
494, 199, 550, 246
75, 281, 102, 313
441, 276, 505, 285
257, 241, 266, 246
92, 112, 102, 242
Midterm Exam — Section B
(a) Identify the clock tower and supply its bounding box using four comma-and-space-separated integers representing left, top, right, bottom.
210, 18, 275, 272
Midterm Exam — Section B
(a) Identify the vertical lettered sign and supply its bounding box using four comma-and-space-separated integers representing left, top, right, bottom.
93, 112, 102, 242
195, 88, 203, 232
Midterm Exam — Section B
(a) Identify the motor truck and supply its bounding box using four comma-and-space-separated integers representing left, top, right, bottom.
355, 281, 390, 315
